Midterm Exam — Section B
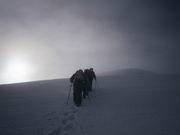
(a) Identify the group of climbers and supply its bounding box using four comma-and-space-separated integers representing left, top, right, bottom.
70, 68, 96, 107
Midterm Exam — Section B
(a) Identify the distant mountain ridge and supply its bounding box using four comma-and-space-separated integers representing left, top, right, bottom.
1, 68, 179, 86
99, 68, 159, 76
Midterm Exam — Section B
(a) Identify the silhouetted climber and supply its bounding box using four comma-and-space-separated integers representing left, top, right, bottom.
88, 68, 96, 92
84, 69, 91, 98
70, 69, 86, 107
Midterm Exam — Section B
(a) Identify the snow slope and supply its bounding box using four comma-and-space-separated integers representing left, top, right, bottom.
0, 69, 180, 135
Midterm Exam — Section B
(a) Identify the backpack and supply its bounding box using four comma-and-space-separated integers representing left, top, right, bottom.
74, 71, 85, 83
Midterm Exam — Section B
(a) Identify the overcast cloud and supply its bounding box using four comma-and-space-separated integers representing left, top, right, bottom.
0, 0, 180, 83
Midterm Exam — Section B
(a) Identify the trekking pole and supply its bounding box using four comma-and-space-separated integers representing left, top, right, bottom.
67, 84, 72, 105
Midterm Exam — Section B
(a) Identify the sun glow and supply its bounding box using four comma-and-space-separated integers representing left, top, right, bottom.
2, 59, 33, 84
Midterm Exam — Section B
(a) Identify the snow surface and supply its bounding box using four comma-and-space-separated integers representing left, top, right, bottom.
0, 69, 180, 135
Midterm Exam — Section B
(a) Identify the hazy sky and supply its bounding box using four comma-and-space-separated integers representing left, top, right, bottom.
0, 0, 180, 84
